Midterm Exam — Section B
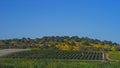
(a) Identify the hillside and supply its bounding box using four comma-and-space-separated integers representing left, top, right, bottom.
0, 36, 120, 51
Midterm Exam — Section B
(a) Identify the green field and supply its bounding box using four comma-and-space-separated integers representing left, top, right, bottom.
1, 49, 103, 60
0, 59, 120, 68
0, 49, 120, 68
109, 51, 120, 60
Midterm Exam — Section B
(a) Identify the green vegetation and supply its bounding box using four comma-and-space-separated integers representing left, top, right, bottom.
109, 51, 120, 60
1, 49, 102, 60
0, 49, 120, 68
0, 36, 120, 51
0, 49, 119, 68
0, 60, 120, 68
0, 36, 120, 68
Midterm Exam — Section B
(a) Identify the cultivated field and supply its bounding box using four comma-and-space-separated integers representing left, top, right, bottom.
0, 49, 103, 60
0, 49, 120, 68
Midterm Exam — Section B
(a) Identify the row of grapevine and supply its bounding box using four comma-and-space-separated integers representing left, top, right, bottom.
0, 50, 103, 60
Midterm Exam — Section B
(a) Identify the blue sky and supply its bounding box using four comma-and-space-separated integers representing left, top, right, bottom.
0, 0, 120, 43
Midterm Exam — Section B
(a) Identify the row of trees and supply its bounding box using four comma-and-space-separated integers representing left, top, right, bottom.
0, 36, 120, 51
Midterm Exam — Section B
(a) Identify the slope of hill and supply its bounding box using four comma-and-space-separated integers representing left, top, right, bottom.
0, 36, 120, 51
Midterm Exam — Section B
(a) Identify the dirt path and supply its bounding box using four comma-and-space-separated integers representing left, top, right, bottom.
0, 49, 30, 57
106, 53, 113, 61
102, 52, 112, 61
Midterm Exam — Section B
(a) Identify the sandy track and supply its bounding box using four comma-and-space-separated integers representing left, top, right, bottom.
0, 49, 30, 57
102, 52, 113, 61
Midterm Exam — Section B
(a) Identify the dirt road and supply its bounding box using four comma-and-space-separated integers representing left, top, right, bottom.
102, 52, 112, 61
0, 49, 30, 57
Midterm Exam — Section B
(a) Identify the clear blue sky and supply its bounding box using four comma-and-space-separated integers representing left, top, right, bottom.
0, 0, 120, 43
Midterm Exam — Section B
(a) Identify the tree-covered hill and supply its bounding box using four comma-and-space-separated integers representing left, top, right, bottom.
0, 36, 120, 51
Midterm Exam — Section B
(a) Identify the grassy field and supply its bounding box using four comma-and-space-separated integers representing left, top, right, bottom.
109, 51, 120, 60
0, 49, 120, 68
0, 59, 120, 68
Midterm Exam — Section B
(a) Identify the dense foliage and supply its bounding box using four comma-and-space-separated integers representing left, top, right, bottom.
0, 36, 120, 51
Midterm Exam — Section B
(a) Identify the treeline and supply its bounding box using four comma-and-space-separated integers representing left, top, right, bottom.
0, 36, 120, 51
